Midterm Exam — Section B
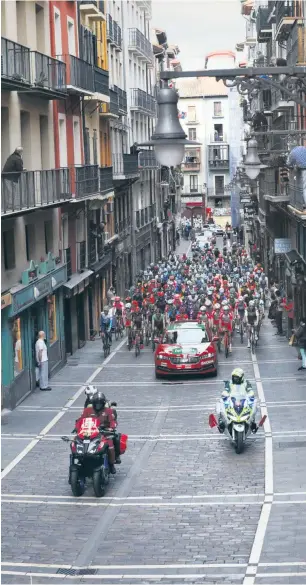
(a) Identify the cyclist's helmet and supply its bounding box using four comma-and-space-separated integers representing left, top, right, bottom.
249, 300, 255, 307
91, 392, 106, 414
135, 306, 140, 313
125, 296, 132, 303
231, 368, 244, 385
85, 385, 98, 397
125, 303, 131, 309
223, 304, 230, 312
115, 296, 121, 302
214, 303, 221, 310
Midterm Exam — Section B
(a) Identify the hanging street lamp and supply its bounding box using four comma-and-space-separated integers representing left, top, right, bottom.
138, 87, 201, 167
243, 138, 267, 180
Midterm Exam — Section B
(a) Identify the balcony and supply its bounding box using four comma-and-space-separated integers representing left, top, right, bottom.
182, 160, 201, 172
59, 54, 94, 95
130, 88, 156, 116
106, 14, 122, 50
256, 7, 272, 43
136, 205, 154, 229
114, 86, 127, 114
288, 182, 306, 212
128, 28, 154, 66
99, 88, 119, 117
99, 166, 114, 195
94, 66, 109, 99
138, 150, 159, 170
116, 218, 131, 238
112, 154, 140, 180
79, 1, 105, 21
261, 180, 290, 203
77, 241, 86, 272
31, 51, 66, 98
210, 132, 227, 143
208, 145, 229, 169
275, 0, 298, 41
207, 188, 228, 199
1, 169, 71, 216
1, 38, 31, 90
75, 165, 99, 199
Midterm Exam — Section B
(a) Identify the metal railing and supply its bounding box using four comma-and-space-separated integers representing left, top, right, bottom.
276, 0, 295, 32
75, 165, 99, 198
94, 65, 109, 96
99, 166, 113, 193
80, 1, 105, 13
130, 88, 156, 116
118, 87, 127, 114
116, 218, 131, 237
207, 188, 228, 198
128, 28, 154, 64
64, 247, 72, 278
256, 6, 272, 42
208, 159, 229, 169
1, 37, 31, 86
182, 160, 201, 171
1, 169, 71, 214
113, 21, 122, 49
32, 51, 66, 93
77, 241, 86, 271
138, 150, 159, 169
287, 21, 306, 65
136, 206, 153, 228
288, 182, 306, 211
210, 133, 227, 143
59, 54, 94, 93
112, 154, 139, 177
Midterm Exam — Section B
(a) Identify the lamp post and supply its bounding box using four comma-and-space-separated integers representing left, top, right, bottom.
139, 87, 201, 166
243, 138, 266, 180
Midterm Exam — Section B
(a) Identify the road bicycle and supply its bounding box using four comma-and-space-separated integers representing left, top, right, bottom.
223, 330, 230, 359
127, 327, 133, 351
114, 316, 124, 341
250, 325, 257, 354
101, 331, 111, 358
134, 329, 141, 357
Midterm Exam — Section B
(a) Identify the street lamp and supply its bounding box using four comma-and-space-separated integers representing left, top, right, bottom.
138, 87, 200, 166
243, 138, 266, 180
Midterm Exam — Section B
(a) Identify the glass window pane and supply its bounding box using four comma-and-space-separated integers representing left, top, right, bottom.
48, 295, 57, 344
13, 318, 23, 377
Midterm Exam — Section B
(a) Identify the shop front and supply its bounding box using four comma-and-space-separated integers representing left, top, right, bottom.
1, 260, 67, 410
63, 270, 93, 355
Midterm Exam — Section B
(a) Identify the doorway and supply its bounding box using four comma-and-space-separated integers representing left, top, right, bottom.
64, 297, 72, 355
29, 303, 44, 390
76, 292, 86, 348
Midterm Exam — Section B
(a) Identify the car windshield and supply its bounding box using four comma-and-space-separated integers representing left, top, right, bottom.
165, 327, 209, 345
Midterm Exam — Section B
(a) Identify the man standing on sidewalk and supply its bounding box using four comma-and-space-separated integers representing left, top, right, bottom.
35, 331, 51, 391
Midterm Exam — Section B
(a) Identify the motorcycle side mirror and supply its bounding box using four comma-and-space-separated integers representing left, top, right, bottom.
212, 335, 219, 343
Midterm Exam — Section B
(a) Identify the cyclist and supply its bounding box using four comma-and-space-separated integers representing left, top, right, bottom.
125, 302, 133, 347
100, 307, 112, 347
132, 306, 144, 347
152, 308, 165, 339
246, 300, 259, 349
235, 296, 247, 333
220, 304, 233, 353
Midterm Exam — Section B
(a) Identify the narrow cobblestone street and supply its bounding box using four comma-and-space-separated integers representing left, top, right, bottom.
2, 240, 306, 585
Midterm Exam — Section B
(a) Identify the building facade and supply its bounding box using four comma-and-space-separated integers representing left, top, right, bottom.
238, 0, 306, 327
177, 78, 231, 221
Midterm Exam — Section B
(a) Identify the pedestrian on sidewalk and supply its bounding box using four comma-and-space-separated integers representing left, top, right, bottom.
274, 290, 284, 335
35, 331, 51, 391
293, 318, 306, 371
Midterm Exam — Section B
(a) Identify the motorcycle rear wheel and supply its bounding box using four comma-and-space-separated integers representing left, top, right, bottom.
93, 468, 106, 497
235, 431, 244, 454
70, 469, 85, 497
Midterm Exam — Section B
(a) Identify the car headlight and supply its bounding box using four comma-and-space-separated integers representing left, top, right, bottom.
158, 354, 170, 360
204, 353, 215, 359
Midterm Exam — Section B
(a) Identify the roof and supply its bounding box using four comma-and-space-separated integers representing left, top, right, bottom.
176, 77, 228, 98
167, 322, 206, 330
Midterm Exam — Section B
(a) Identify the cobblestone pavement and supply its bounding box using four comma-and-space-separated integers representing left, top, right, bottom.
2, 240, 306, 585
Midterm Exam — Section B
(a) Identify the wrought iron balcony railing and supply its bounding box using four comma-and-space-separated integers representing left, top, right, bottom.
138, 150, 159, 169
106, 14, 122, 49
99, 166, 114, 194
112, 154, 139, 178
207, 188, 228, 198
64, 247, 72, 278
1, 37, 31, 89
128, 28, 154, 65
75, 165, 99, 198
59, 53, 95, 94
130, 88, 156, 116
94, 65, 109, 97
182, 160, 201, 172
77, 241, 86, 271
1, 168, 71, 215
275, 0, 297, 41
31, 51, 66, 97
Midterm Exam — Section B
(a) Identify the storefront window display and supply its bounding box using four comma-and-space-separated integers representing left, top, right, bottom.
47, 295, 57, 344
12, 318, 23, 377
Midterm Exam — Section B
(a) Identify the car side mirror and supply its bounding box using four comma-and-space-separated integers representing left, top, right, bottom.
212, 335, 219, 343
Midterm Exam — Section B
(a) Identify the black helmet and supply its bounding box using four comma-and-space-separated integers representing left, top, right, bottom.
91, 392, 106, 413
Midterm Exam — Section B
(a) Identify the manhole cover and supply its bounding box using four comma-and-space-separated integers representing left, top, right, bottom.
56, 569, 77, 576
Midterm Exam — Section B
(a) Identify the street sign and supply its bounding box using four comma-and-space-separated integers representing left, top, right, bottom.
241, 197, 251, 204
274, 238, 292, 254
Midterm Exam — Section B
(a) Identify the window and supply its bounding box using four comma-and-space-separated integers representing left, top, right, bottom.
187, 106, 196, 122
12, 317, 23, 377
3, 229, 15, 270
215, 175, 224, 195
58, 115, 67, 167
214, 124, 224, 142
54, 9, 62, 56
213, 101, 222, 117
25, 224, 35, 261
190, 175, 198, 192
73, 117, 82, 165
92, 129, 98, 165
47, 295, 57, 344
67, 18, 75, 55
44, 220, 53, 254
188, 128, 197, 141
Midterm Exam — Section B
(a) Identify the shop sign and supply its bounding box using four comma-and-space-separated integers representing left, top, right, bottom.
274, 238, 292, 254
241, 197, 251, 204
1, 293, 11, 310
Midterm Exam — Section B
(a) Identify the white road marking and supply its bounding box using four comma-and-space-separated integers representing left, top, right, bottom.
1, 498, 264, 507
2, 492, 264, 500
3, 561, 306, 569
0, 570, 247, 581
1, 338, 126, 480
243, 350, 273, 585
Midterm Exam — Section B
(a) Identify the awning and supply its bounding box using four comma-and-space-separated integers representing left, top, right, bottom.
285, 249, 305, 266
63, 269, 93, 290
